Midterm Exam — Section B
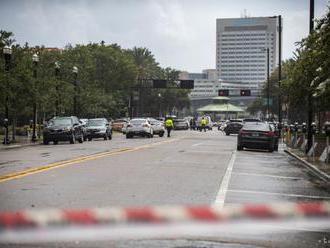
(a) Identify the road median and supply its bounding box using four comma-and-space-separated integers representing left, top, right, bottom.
284, 148, 330, 185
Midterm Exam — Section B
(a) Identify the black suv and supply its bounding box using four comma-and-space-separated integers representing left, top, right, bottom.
43, 116, 84, 145
85, 118, 112, 141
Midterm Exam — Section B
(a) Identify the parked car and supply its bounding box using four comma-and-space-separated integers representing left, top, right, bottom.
79, 118, 88, 141
237, 122, 277, 152
268, 122, 279, 151
112, 118, 129, 132
85, 118, 112, 141
43, 116, 84, 145
148, 118, 165, 137
173, 118, 189, 130
243, 118, 261, 123
224, 121, 243, 135
126, 118, 153, 138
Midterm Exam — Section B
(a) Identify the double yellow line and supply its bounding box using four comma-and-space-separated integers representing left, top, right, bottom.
0, 138, 179, 183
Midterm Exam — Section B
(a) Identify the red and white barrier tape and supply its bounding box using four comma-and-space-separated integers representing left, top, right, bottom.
0, 202, 329, 230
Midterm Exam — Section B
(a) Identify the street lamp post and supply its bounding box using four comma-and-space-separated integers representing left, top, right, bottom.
54, 62, 60, 116
2, 45, 12, 145
262, 47, 270, 120
72, 66, 78, 116
158, 93, 162, 117
31, 53, 39, 142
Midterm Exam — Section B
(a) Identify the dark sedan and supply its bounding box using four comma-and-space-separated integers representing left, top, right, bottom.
224, 121, 243, 135
85, 118, 112, 141
237, 122, 277, 152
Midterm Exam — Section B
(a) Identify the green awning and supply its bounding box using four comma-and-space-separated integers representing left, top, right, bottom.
197, 103, 244, 113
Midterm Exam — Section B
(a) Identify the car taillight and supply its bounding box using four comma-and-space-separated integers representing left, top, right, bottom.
266, 131, 275, 137
239, 130, 248, 135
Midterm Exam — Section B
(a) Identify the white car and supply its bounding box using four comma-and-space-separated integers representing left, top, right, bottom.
126, 118, 153, 138
148, 118, 165, 137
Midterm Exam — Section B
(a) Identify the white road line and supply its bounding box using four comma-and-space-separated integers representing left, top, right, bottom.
227, 189, 330, 199
212, 151, 236, 208
231, 172, 304, 180
191, 142, 204, 147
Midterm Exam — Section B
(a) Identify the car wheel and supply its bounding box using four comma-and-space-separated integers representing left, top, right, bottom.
78, 136, 83, 143
159, 132, 164, 137
88, 137, 92, 141
104, 135, 108, 140
108, 134, 112, 140
43, 139, 49, 145
53, 140, 58, 145
70, 134, 75, 144
237, 145, 243, 151
274, 145, 278, 151
226, 132, 230, 136
269, 146, 274, 152
83, 136, 87, 141
126, 134, 132, 139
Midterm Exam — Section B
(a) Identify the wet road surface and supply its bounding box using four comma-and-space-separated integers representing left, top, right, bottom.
0, 130, 329, 247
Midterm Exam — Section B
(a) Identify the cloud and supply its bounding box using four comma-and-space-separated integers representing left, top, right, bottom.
0, 0, 328, 72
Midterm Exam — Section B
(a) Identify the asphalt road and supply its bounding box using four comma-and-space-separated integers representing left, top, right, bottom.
0, 130, 329, 247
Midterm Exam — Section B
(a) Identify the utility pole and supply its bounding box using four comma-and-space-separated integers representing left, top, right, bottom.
266, 47, 270, 120
306, 0, 314, 153
278, 15, 282, 124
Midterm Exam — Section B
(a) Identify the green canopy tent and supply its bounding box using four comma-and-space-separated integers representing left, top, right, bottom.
196, 96, 244, 120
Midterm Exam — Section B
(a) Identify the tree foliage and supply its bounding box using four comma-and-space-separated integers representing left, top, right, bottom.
248, 6, 330, 122
0, 33, 191, 126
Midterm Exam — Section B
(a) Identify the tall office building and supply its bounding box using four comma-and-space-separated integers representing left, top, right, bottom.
216, 16, 280, 95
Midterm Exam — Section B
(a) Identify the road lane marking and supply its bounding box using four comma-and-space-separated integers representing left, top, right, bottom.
231, 172, 304, 180
0, 138, 180, 184
212, 151, 236, 208
191, 142, 204, 147
227, 189, 330, 199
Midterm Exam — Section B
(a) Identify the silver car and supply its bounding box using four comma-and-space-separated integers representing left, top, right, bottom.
148, 118, 165, 137
126, 118, 154, 138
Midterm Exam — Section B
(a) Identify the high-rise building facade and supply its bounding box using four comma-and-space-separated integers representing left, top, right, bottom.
216, 16, 280, 95
179, 69, 220, 99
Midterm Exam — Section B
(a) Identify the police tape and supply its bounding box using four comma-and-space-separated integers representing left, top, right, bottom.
0, 201, 329, 230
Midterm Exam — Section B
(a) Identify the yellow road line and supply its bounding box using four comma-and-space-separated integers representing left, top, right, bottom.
0, 138, 180, 183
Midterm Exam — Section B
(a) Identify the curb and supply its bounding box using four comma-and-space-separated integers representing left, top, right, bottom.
0, 142, 41, 151
284, 149, 330, 185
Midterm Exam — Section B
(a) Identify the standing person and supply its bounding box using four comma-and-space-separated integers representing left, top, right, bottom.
165, 117, 174, 137
201, 116, 207, 132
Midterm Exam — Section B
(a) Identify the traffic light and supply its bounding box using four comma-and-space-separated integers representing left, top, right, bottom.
240, 90, 251, 96
180, 80, 194, 89
218, 89, 229, 96
153, 79, 167, 88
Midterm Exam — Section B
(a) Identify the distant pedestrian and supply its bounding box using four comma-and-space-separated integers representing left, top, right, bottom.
200, 116, 207, 132
165, 117, 174, 137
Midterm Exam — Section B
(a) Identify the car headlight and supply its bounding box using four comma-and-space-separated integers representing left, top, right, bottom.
63, 127, 72, 132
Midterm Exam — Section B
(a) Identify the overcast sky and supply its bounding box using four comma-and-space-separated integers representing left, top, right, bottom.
0, 0, 329, 72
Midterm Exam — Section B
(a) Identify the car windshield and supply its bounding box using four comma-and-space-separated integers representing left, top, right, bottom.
149, 119, 159, 125
48, 118, 72, 126
87, 120, 105, 126
130, 119, 145, 125
243, 123, 270, 131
